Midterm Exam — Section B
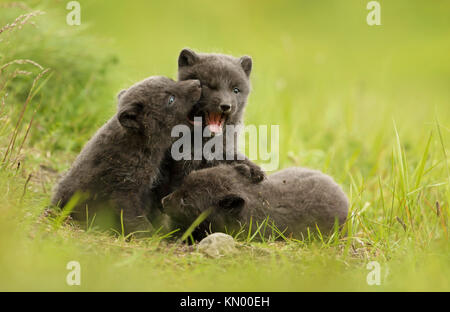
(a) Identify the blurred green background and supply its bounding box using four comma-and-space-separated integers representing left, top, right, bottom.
4, 0, 450, 171
0, 0, 449, 291
54, 0, 450, 176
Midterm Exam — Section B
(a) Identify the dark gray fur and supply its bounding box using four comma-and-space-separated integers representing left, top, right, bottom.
150, 49, 265, 218
51, 76, 201, 235
162, 164, 349, 240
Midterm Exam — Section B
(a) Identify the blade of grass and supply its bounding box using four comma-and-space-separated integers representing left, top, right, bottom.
180, 208, 212, 242
414, 131, 433, 190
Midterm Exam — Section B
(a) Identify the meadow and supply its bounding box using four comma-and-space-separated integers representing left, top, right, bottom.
0, 0, 449, 291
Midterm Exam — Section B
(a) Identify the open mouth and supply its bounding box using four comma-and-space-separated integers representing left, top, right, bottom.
188, 109, 227, 135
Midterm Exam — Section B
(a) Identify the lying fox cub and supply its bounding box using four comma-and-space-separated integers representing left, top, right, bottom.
162, 164, 349, 240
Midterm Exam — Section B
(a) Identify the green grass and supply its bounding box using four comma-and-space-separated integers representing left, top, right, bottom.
0, 0, 449, 291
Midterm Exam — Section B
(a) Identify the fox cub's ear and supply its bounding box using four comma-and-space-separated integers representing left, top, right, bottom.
118, 103, 143, 130
239, 56, 252, 77
178, 48, 199, 67
218, 194, 245, 214
117, 89, 127, 100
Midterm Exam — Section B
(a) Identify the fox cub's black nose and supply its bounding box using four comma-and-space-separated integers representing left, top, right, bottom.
220, 104, 231, 113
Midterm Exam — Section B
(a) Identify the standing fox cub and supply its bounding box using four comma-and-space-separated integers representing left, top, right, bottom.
150, 49, 265, 215
52, 76, 201, 235
162, 164, 349, 240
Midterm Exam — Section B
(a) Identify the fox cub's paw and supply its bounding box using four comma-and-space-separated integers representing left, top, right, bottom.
233, 163, 266, 183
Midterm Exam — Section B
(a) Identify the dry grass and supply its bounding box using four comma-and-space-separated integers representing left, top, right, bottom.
0, 10, 44, 36
0, 9, 50, 170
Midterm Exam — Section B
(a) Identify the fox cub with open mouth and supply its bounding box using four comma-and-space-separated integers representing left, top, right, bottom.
150, 49, 266, 221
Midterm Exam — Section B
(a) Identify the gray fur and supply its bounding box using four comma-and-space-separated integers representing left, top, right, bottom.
51, 76, 201, 235
149, 49, 265, 219
162, 164, 349, 240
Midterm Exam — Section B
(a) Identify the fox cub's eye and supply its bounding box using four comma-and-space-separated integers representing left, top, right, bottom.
168, 95, 175, 105
233, 87, 240, 94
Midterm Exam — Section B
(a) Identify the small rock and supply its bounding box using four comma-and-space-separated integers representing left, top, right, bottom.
197, 233, 236, 258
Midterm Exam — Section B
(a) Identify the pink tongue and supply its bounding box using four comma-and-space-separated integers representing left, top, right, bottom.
207, 113, 223, 134
207, 123, 223, 134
